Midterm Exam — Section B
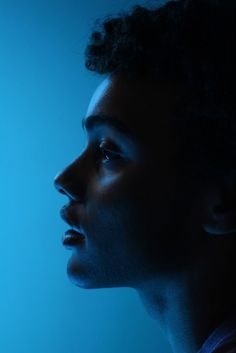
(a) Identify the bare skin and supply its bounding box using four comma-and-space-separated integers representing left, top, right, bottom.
54, 73, 236, 353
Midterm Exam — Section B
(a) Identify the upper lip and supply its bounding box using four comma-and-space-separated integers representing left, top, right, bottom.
60, 204, 84, 234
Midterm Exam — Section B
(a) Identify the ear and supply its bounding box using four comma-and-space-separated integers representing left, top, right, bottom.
202, 175, 236, 235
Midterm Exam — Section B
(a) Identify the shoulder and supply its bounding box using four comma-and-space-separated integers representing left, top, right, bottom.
212, 335, 236, 353
198, 316, 236, 353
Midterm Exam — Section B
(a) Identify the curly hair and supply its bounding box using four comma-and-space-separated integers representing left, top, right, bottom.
84, 0, 236, 183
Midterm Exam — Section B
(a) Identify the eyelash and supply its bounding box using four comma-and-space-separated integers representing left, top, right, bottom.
96, 141, 122, 164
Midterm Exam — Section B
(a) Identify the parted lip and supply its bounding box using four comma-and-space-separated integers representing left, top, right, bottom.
60, 205, 84, 235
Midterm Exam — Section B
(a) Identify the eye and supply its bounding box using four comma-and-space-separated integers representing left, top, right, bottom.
96, 140, 122, 164
101, 148, 120, 162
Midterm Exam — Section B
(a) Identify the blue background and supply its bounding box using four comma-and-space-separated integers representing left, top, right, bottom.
0, 0, 172, 352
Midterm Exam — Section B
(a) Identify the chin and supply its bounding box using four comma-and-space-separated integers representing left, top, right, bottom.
66, 253, 136, 289
67, 274, 113, 290
66, 266, 133, 290
66, 259, 95, 289
67, 274, 95, 289
66, 260, 110, 289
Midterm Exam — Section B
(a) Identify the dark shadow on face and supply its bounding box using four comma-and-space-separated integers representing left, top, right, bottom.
54, 73, 206, 290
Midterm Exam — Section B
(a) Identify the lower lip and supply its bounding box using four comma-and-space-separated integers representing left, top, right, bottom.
62, 229, 85, 248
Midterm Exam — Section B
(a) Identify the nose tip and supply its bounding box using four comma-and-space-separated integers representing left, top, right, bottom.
54, 173, 67, 195
53, 158, 86, 202
53, 171, 81, 201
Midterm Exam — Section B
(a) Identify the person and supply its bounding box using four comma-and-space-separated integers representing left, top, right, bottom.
54, 0, 236, 352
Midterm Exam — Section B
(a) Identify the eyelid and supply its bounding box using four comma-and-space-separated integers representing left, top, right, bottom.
96, 139, 126, 165
98, 139, 121, 153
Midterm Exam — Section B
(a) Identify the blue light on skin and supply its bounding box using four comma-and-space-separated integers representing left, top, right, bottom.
55, 72, 236, 353
1, 1, 176, 353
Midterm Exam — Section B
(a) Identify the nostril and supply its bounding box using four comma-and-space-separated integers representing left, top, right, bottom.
58, 187, 67, 195
53, 176, 66, 194
53, 165, 84, 202
54, 175, 73, 198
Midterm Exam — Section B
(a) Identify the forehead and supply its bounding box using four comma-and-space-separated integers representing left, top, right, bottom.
85, 73, 183, 143
86, 78, 112, 117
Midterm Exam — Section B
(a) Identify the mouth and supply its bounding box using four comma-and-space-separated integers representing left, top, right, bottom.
62, 228, 85, 249
60, 205, 85, 248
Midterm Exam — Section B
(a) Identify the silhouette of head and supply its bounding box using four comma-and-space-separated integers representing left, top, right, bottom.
54, 0, 236, 289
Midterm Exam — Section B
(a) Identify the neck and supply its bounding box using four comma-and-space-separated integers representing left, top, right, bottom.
135, 252, 236, 353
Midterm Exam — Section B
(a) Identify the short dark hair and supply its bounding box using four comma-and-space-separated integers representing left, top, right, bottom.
84, 0, 236, 183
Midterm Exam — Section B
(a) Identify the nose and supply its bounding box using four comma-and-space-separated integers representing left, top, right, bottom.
54, 173, 68, 196
54, 159, 85, 202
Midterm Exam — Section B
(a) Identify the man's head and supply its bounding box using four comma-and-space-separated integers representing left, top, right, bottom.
54, 0, 236, 290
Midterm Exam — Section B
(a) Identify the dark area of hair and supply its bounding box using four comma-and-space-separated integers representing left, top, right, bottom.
84, 0, 236, 182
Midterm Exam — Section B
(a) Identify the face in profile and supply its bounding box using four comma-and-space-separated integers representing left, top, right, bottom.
54, 73, 205, 290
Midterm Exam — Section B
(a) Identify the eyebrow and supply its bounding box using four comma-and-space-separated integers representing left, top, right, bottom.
82, 114, 133, 136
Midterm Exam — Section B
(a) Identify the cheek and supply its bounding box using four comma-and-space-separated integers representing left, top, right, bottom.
86, 182, 138, 235
86, 175, 159, 254
88, 167, 137, 201
88, 168, 152, 220
84, 171, 150, 239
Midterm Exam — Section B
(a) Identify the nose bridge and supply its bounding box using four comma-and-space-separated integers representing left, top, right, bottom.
54, 154, 87, 201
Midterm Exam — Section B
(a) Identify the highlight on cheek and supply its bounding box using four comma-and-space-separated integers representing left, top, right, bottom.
98, 170, 123, 186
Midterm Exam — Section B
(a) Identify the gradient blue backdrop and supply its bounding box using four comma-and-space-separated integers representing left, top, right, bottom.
0, 0, 173, 352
